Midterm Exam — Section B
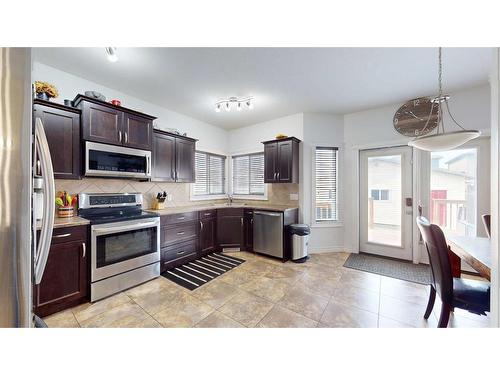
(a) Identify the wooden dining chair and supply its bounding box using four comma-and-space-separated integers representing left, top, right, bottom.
416, 216, 490, 328
482, 214, 491, 238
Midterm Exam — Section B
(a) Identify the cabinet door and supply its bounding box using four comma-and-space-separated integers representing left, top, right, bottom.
199, 217, 216, 254
175, 138, 196, 182
33, 104, 80, 179
35, 240, 88, 317
277, 139, 293, 182
123, 113, 152, 150
81, 101, 123, 146
217, 216, 244, 248
264, 142, 278, 183
152, 132, 176, 182
244, 212, 254, 251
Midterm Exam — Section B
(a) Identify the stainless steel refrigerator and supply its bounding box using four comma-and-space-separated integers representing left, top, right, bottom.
0, 47, 55, 327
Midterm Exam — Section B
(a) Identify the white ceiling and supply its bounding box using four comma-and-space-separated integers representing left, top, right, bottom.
33, 47, 492, 130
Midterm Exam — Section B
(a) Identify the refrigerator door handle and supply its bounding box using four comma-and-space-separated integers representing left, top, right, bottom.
34, 118, 55, 285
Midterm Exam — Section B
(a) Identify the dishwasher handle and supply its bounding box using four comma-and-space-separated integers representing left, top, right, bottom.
253, 211, 282, 217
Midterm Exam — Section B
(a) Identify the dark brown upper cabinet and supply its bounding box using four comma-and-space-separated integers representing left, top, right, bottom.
74, 95, 155, 151
152, 130, 196, 183
33, 100, 81, 180
262, 137, 300, 183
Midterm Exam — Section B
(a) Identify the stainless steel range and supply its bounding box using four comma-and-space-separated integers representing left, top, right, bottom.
78, 193, 160, 302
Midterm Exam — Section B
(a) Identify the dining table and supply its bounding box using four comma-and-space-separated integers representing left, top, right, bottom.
446, 233, 491, 281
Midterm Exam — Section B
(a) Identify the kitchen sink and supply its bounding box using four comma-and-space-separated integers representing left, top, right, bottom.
211, 203, 246, 208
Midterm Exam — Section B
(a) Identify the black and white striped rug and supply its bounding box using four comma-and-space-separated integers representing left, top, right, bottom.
161, 253, 245, 290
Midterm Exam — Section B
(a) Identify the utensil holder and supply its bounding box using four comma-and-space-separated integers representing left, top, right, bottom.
57, 206, 74, 218
152, 200, 166, 210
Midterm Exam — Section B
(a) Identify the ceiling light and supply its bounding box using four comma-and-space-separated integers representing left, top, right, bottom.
408, 48, 480, 151
214, 96, 254, 113
105, 47, 118, 63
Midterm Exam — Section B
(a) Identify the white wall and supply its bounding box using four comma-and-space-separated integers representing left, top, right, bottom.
32, 62, 229, 155
228, 113, 304, 154
343, 84, 491, 255
302, 113, 345, 252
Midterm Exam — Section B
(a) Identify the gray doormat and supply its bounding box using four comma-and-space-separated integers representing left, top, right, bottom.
343, 253, 431, 285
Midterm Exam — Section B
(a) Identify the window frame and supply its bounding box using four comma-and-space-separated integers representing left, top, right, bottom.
190, 150, 228, 201
230, 150, 268, 201
312, 145, 341, 226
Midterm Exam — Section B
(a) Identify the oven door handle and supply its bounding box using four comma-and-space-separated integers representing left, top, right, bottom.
93, 220, 159, 236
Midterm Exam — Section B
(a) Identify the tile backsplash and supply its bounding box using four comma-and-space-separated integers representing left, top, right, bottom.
55, 178, 299, 209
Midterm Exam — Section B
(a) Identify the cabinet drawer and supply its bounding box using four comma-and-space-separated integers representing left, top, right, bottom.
161, 211, 198, 225
162, 222, 198, 246
217, 207, 244, 217
50, 225, 88, 245
161, 240, 197, 263
199, 209, 216, 219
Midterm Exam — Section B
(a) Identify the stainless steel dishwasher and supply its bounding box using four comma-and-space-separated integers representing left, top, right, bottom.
253, 211, 284, 258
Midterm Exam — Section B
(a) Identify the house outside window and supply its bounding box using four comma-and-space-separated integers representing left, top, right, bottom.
231, 152, 267, 199
192, 151, 226, 199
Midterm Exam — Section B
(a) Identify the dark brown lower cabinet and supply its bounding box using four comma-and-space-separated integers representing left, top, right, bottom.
160, 214, 199, 273
244, 209, 254, 251
216, 208, 244, 250
199, 210, 217, 255
35, 225, 89, 317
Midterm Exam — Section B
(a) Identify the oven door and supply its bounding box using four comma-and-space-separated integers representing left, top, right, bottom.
91, 217, 160, 282
85, 141, 151, 179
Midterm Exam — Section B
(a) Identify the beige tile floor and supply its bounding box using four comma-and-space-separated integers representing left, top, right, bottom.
44, 252, 491, 328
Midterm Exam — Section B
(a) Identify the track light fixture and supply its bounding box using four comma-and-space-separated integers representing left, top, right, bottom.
105, 47, 118, 63
214, 96, 254, 112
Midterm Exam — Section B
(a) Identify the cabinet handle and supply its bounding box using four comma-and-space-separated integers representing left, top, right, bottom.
82, 243, 86, 258
118, 130, 122, 143
200, 221, 204, 231
250, 218, 253, 225
274, 172, 277, 180
36, 160, 41, 175
277, 172, 280, 180
124, 132, 128, 144
204, 213, 211, 216
53, 233, 71, 239
177, 231, 185, 235
241, 217, 244, 227
178, 216, 185, 220
177, 251, 185, 255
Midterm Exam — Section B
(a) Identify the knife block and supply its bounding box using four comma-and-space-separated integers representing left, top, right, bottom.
152, 200, 166, 210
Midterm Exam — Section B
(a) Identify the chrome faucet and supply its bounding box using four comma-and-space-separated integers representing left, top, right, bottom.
227, 194, 233, 206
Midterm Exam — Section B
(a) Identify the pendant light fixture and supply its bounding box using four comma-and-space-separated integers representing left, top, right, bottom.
408, 48, 480, 151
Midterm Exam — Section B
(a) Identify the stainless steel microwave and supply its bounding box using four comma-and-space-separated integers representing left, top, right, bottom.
85, 141, 152, 179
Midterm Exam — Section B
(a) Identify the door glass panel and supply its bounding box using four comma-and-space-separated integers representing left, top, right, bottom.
367, 155, 402, 247
96, 227, 157, 268
430, 148, 477, 237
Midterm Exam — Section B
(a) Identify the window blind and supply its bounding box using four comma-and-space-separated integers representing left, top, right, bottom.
194, 151, 225, 196
232, 153, 265, 195
315, 147, 338, 221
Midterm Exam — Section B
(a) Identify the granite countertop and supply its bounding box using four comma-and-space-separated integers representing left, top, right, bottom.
37, 204, 298, 229
36, 216, 90, 230
144, 203, 299, 216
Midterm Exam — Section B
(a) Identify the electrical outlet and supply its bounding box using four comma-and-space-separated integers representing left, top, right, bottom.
289, 193, 299, 201
167, 194, 173, 201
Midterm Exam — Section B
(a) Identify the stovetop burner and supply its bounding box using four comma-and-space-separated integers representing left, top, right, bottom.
78, 192, 158, 225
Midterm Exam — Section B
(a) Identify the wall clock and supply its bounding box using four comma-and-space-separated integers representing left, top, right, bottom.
393, 97, 440, 137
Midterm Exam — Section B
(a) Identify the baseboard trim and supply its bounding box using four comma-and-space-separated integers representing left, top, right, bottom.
308, 246, 347, 254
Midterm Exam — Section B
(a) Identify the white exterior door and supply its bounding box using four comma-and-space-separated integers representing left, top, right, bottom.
359, 146, 413, 260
